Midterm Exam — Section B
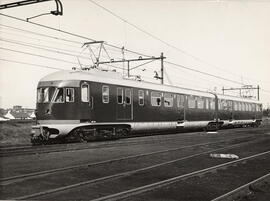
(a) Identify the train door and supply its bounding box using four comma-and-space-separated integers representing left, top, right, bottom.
116, 87, 133, 120
80, 82, 92, 120
177, 94, 185, 121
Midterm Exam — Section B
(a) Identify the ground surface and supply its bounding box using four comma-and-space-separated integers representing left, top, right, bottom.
0, 121, 34, 145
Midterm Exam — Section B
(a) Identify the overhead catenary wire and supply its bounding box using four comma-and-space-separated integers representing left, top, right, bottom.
0, 13, 152, 58
0, 12, 269, 95
86, 0, 252, 81
0, 46, 85, 66
0, 37, 91, 60
165, 61, 244, 85
0, 23, 83, 45
0, 12, 253, 87
0, 58, 65, 71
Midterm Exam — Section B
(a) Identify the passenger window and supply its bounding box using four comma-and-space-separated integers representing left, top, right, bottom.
188, 96, 196, 109
117, 88, 123, 104
219, 99, 224, 110
210, 99, 215, 110
66, 88, 74, 102
164, 93, 173, 107
234, 102, 238, 111
151, 91, 162, 106
54, 88, 64, 103
138, 90, 144, 106
81, 84, 89, 102
125, 89, 131, 105
251, 104, 256, 112
248, 103, 251, 111
242, 103, 245, 111
102, 86, 109, 103
177, 94, 185, 108
197, 97, 204, 109
205, 98, 209, 109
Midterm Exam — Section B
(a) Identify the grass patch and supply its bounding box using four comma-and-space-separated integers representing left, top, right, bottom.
0, 121, 34, 145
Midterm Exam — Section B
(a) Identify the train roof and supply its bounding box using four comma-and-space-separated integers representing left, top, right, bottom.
39, 69, 261, 104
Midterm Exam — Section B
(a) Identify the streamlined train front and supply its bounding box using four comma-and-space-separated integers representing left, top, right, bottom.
31, 71, 92, 144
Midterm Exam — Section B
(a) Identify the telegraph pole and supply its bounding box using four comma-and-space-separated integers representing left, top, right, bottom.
161, 52, 164, 85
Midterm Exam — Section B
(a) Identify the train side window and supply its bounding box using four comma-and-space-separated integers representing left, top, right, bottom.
248, 103, 252, 111
66, 88, 74, 102
227, 100, 233, 111
234, 102, 238, 111
177, 94, 185, 108
210, 99, 215, 110
81, 84, 89, 102
164, 93, 173, 107
102, 85, 109, 103
125, 89, 131, 105
256, 104, 262, 112
197, 97, 204, 109
188, 96, 196, 109
219, 99, 225, 110
138, 90, 144, 106
251, 103, 256, 112
205, 98, 209, 109
117, 88, 123, 104
151, 91, 162, 106
242, 102, 246, 111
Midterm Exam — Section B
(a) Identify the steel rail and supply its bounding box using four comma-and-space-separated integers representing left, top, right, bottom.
91, 150, 270, 201
211, 173, 270, 201
9, 140, 264, 200
1, 138, 246, 184
0, 131, 242, 157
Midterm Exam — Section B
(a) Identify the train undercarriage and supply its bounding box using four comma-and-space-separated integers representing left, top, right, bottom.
30, 119, 262, 145
30, 124, 131, 145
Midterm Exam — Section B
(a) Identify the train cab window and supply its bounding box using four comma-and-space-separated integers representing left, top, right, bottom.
164, 93, 173, 107
177, 94, 185, 108
117, 88, 123, 104
138, 90, 144, 106
53, 88, 64, 103
66, 88, 74, 102
188, 96, 196, 109
210, 99, 215, 110
81, 84, 89, 102
197, 97, 204, 109
151, 91, 162, 106
37, 88, 49, 103
102, 86, 109, 103
125, 89, 131, 105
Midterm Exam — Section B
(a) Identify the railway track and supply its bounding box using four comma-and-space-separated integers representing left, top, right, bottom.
95, 151, 270, 201
0, 137, 252, 185
2, 136, 269, 200
211, 173, 270, 201
0, 127, 265, 157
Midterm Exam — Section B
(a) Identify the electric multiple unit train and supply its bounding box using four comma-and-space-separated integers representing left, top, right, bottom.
31, 69, 263, 144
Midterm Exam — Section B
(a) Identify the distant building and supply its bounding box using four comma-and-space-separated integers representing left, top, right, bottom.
3, 106, 35, 120
4, 110, 15, 119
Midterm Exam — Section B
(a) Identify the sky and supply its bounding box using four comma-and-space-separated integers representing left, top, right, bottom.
0, 0, 270, 109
